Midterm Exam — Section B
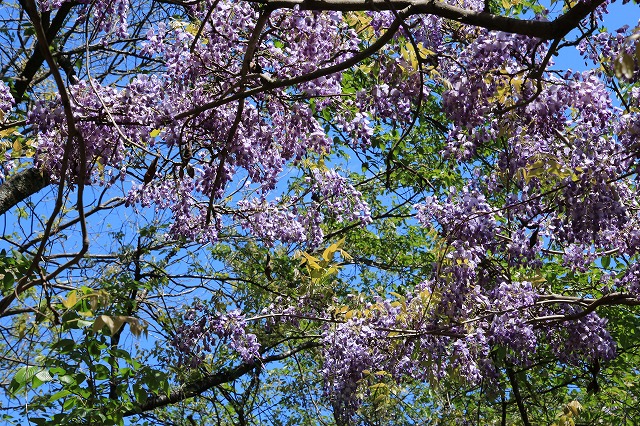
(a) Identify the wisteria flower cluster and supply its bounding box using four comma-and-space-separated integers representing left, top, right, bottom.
309, 168, 372, 225
236, 198, 307, 246
319, 278, 616, 419
172, 304, 260, 367
236, 168, 370, 247
39, 0, 129, 38
0, 81, 12, 120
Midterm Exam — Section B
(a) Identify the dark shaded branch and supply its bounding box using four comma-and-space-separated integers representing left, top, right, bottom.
13, 2, 75, 103
254, 0, 607, 39
124, 341, 320, 416
506, 366, 531, 426
0, 168, 50, 215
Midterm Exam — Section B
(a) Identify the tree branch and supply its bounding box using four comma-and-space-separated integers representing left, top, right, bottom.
13, 2, 75, 103
506, 366, 532, 426
252, 0, 607, 39
532, 292, 640, 325
0, 168, 50, 216
124, 341, 320, 416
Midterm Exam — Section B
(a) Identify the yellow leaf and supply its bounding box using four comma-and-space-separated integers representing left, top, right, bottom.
299, 252, 322, 270
61, 291, 77, 309
325, 265, 340, 276
528, 160, 545, 172
528, 274, 546, 286
336, 306, 350, 314
96, 157, 105, 173
512, 77, 523, 93
338, 249, 353, 261
323, 237, 346, 262
93, 315, 143, 337
345, 11, 374, 38
93, 315, 120, 335
185, 22, 200, 36
615, 52, 635, 80
359, 63, 374, 74
419, 289, 431, 300
400, 44, 418, 72
92, 315, 147, 338
12, 139, 22, 154
309, 268, 324, 281
416, 42, 435, 59
127, 317, 148, 338
567, 400, 582, 416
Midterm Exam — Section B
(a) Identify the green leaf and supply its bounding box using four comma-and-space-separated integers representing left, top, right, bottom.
133, 382, 148, 405
12, 139, 21, 154
93, 363, 111, 380
32, 369, 53, 388
9, 366, 40, 395
63, 396, 79, 410
59, 375, 77, 386
48, 390, 71, 403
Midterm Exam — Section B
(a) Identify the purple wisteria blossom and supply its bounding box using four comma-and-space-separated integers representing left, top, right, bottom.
0, 82, 12, 120
172, 305, 260, 367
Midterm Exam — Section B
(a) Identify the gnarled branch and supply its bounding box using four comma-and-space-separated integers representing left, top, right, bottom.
124, 341, 320, 416
0, 168, 50, 216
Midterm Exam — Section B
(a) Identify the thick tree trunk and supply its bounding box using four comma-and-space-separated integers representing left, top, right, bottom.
0, 168, 50, 215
